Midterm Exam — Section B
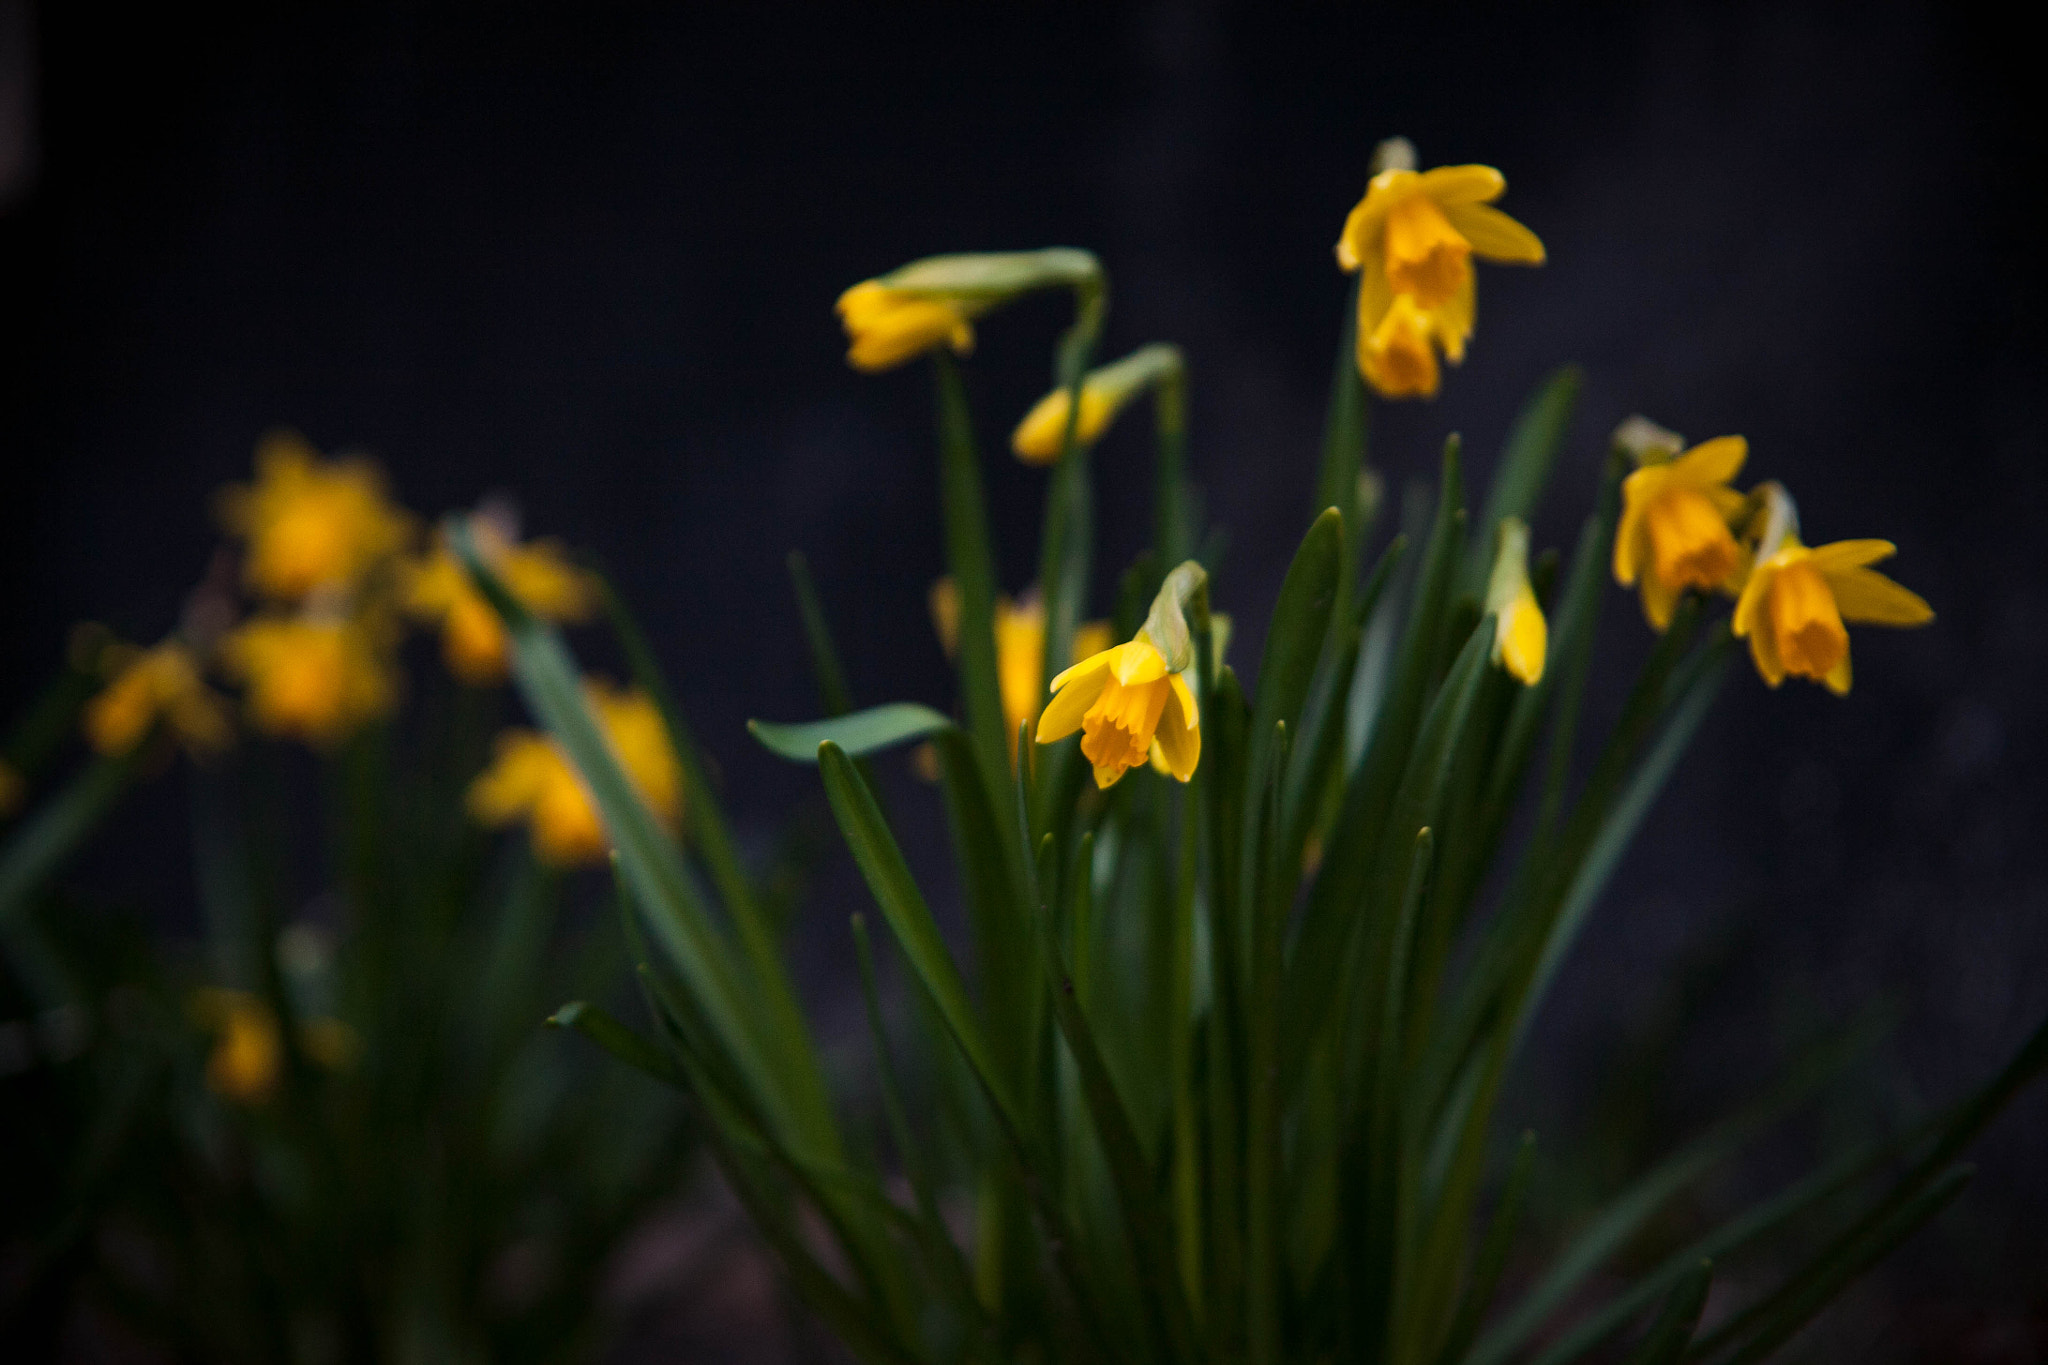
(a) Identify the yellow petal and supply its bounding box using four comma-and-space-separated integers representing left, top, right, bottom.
1110, 640, 1167, 686
1613, 469, 1662, 587
1037, 661, 1111, 742
1049, 645, 1116, 695
1639, 570, 1682, 632
1152, 674, 1201, 781
1825, 565, 1933, 626
1439, 201, 1545, 263
1731, 560, 1771, 639
1671, 436, 1746, 488
1417, 164, 1506, 205
1806, 539, 1896, 573
1824, 647, 1853, 696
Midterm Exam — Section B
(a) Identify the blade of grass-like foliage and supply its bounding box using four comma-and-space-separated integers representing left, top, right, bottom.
0, 750, 143, 934
788, 550, 859, 716
1153, 359, 1193, 570
1288, 534, 1406, 859
1432, 1131, 1536, 1365
2, 657, 99, 791
1621, 1261, 1711, 1365
1313, 274, 1370, 568
549, 1000, 682, 1086
751, 705, 957, 763
1247, 724, 1291, 1365
1367, 828, 1436, 1361
933, 353, 1013, 818
1535, 453, 1626, 835
1465, 367, 1581, 594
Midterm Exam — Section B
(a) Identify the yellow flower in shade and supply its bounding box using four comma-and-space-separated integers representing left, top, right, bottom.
217, 431, 414, 600
1486, 518, 1547, 685
220, 614, 396, 746
836, 280, 981, 373
1011, 343, 1183, 465
467, 681, 681, 867
83, 641, 233, 758
930, 578, 1112, 761
1039, 637, 1200, 789
1335, 145, 1545, 399
405, 524, 593, 684
191, 989, 282, 1103
1733, 538, 1932, 695
1614, 436, 1749, 630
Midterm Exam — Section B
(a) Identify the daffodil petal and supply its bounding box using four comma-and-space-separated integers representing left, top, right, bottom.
1639, 571, 1681, 632
1731, 562, 1770, 639
1824, 647, 1853, 695
1153, 676, 1200, 781
1806, 539, 1896, 573
1417, 164, 1506, 205
1037, 665, 1111, 743
1673, 436, 1746, 487
1826, 566, 1933, 626
1048, 647, 1115, 695
1440, 201, 1544, 263
1110, 640, 1167, 686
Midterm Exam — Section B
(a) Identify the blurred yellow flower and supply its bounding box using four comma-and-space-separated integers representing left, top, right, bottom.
930, 578, 1112, 762
836, 280, 980, 373
1614, 436, 1749, 630
1038, 637, 1200, 789
1485, 518, 1546, 685
191, 988, 282, 1104
1732, 538, 1932, 694
1335, 153, 1544, 399
217, 431, 414, 600
1011, 344, 1183, 465
83, 641, 233, 758
220, 615, 396, 746
405, 525, 593, 684
468, 681, 681, 867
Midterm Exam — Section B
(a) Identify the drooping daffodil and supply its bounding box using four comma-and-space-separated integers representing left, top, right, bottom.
1335, 138, 1545, 400
1011, 343, 1183, 466
1485, 517, 1547, 685
220, 612, 397, 747
838, 248, 1104, 374
1731, 484, 1932, 694
467, 679, 681, 867
930, 577, 1111, 762
216, 431, 414, 601
1614, 434, 1749, 630
83, 639, 233, 758
405, 515, 594, 685
1037, 561, 1206, 789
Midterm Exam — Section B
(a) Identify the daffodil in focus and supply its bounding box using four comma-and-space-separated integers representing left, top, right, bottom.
83, 640, 233, 758
220, 614, 396, 746
468, 680, 681, 867
1335, 139, 1545, 399
1614, 435, 1749, 630
1731, 486, 1932, 695
217, 431, 413, 601
405, 521, 593, 684
1011, 343, 1183, 465
191, 988, 283, 1104
1485, 518, 1546, 684
1037, 561, 1205, 789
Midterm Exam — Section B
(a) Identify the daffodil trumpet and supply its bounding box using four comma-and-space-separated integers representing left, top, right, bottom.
1613, 433, 1750, 630
1037, 560, 1205, 788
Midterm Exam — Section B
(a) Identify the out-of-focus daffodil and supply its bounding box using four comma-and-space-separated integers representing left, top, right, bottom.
1730, 486, 1932, 694
1037, 562, 1206, 789
405, 523, 593, 684
1335, 141, 1544, 399
217, 432, 414, 601
1011, 343, 1183, 465
467, 681, 680, 867
838, 249, 1105, 374
83, 640, 233, 758
1614, 435, 1749, 630
837, 280, 982, 372
220, 614, 396, 747
930, 578, 1112, 761
1485, 518, 1546, 685
191, 989, 283, 1103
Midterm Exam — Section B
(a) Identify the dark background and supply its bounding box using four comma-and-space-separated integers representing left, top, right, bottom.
3, 1, 2044, 1357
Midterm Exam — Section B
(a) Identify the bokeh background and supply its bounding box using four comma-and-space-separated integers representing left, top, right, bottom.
3, 2, 2043, 1358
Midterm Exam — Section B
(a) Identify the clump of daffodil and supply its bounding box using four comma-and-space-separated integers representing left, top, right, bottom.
83, 638, 233, 758
1486, 517, 1547, 684
219, 611, 398, 747
405, 513, 594, 685
1614, 430, 1750, 630
217, 431, 415, 600
930, 578, 1112, 762
838, 248, 1104, 373
1038, 561, 1205, 788
1335, 138, 1545, 400
1011, 343, 1183, 465
468, 679, 681, 867
1731, 483, 1933, 695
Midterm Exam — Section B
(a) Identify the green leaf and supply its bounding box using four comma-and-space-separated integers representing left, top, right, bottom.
749, 704, 957, 763
1466, 366, 1582, 593
1621, 1260, 1711, 1365
0, 751, 142, 935
549, 1000, 682, 1086
933, 352, 1013, 817
1432, 1131, 1536, 1365
787, 550, 859, 716
1314, 273, 1371, 560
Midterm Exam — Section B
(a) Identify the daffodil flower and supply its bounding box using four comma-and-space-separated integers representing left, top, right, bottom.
1011, 343, 1183, 465
83, 639, 233, 758
930, 578, 1111, 762
836, 281, 983, 373
1614, 435, 1749, 630
467, 680, 681, 867
216, 431, 414, 600
1335, 142, 1544, 400
405, 521, 593, 684
1037, 561, 1206, 788
838, 249, 1105, 374
220, 613, 396, 746
1733, 536, 1932, 695
1486, 518, 1546, 684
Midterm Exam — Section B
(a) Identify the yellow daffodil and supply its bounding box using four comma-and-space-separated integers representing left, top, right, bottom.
837, 281, 983, 373
1037, 561, 1207, 789
467, 681, 681, 867
191, 989, 283, 1103
405, 523, 593, 684
220, 614, 396, 746
930, 578, 1112, 761
83, 640, 233, 758
839, 249, 1105, 374
1614, 436, 1749, 630
1335, 143, 1544, 400
1486, 518, 1546, 684
1733, 536, 1932, 695
217, 431, 414, 600
1011, 343, 1183, 465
